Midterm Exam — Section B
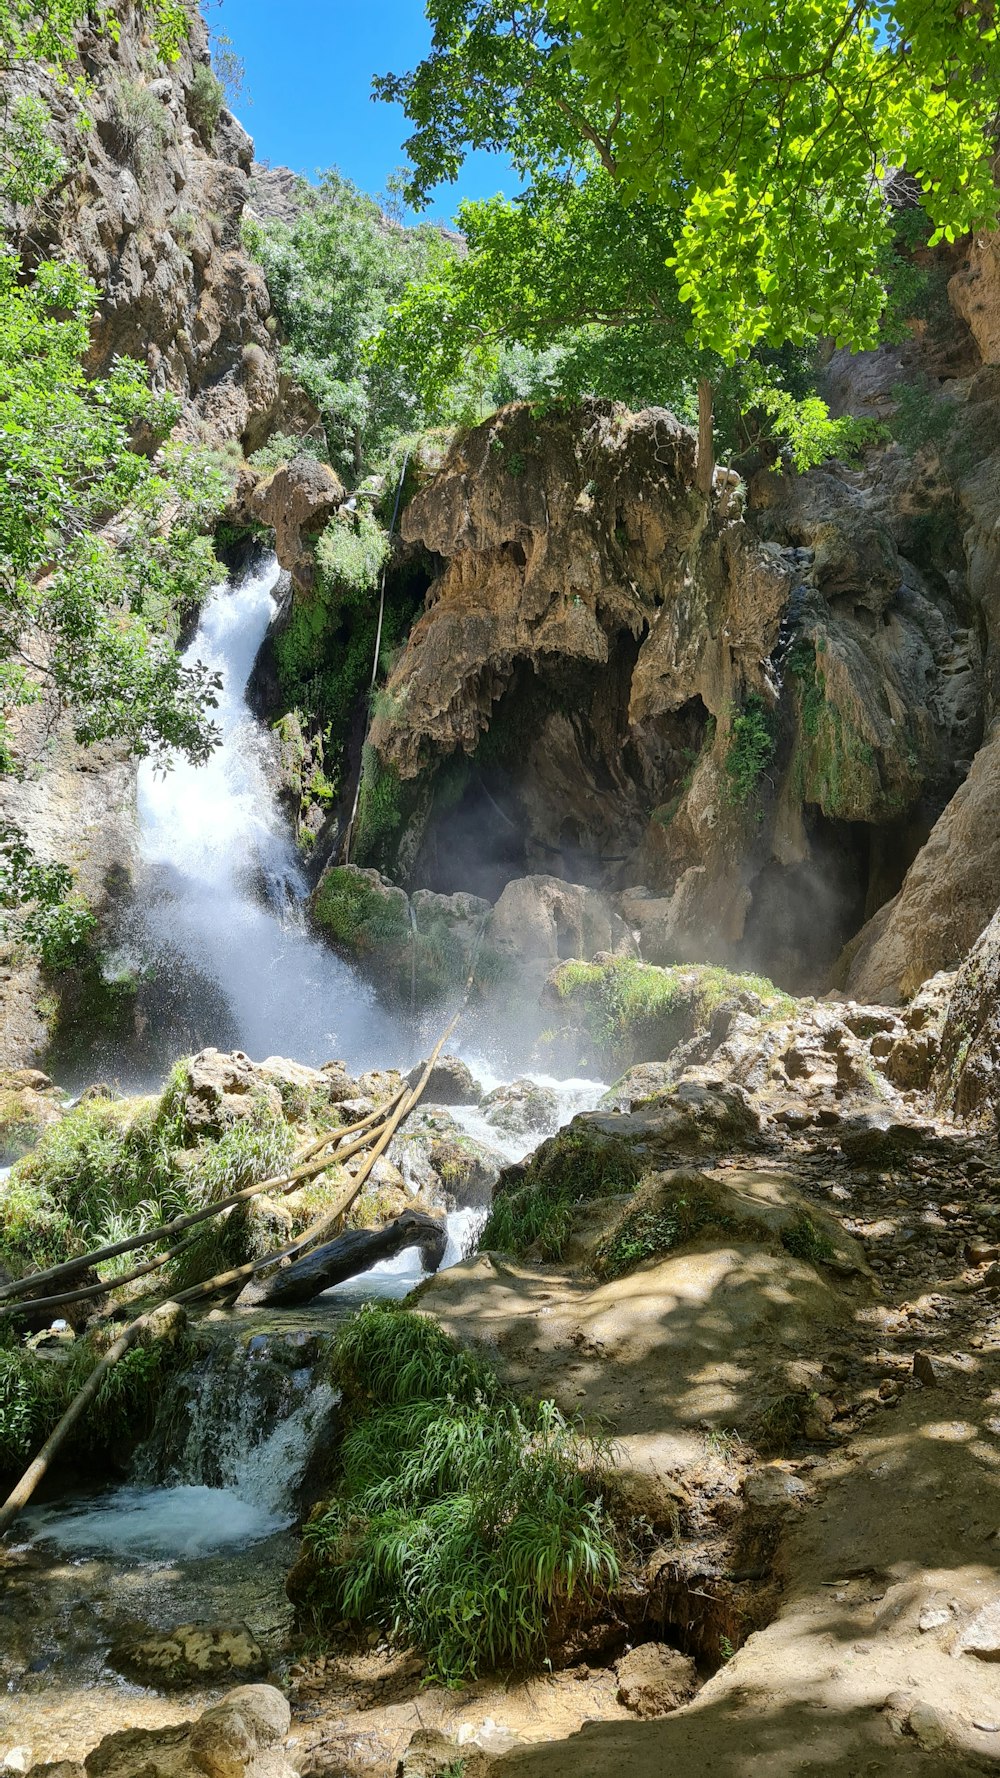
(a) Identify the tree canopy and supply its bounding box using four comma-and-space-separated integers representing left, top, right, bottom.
244, 171, 456, 475
378, 0, 1000, 359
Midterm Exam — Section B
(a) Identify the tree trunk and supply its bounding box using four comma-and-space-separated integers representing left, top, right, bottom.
696, 377, 715, 496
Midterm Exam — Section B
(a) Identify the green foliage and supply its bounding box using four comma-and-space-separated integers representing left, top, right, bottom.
724, 695, 776, 806
382, 0, 999, 360
316, 508, 390, 596
247, 433, 329, 472
483, 1126, 642, 1260
0, 1083, 292, 1281
187, 64, 224, 141
597, 1197, 708, 1280
0, 1327, 177, 1477
298, 1305, 619, 1681
313, 868, 411, 956
108, 79, 168, 176
352, 746, 404, 872
243, 170, 456, 476
0, 257, 231, 966
890, 375, 955, 457
377, 0, 998, 465
780, 1212, 835, 1265
550, 956, 793, 1070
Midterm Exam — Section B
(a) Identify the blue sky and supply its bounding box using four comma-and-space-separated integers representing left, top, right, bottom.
211, 0, 517, 221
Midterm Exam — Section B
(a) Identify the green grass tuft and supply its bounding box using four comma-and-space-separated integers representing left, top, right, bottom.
482, 1126, 642, 1261
297, 1305, 619, 1682
724, 694, 776, 806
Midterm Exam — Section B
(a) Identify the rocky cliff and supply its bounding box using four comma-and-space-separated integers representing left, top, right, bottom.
4, 0, 282, 447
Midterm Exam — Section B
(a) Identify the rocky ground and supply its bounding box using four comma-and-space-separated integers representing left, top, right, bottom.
9, 949, 1000, 1777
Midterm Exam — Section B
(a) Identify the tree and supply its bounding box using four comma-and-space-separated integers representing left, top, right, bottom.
377, 0, 1000, 479
371, 173, 874, 470
244, 170, 456, 476
0, 256, 231, 965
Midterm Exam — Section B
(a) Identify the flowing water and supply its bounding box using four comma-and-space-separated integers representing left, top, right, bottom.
0, 559, 613, 1756
99, 554, 400, 1084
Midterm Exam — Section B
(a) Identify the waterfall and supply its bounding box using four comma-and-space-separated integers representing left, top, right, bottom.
24, 1330, 339, 1560
109, 554, 399, 1079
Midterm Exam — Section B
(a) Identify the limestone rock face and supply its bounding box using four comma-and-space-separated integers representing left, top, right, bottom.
936, 905, 1000, 1123
844, 725, 1000, 1002
348, 400, 980, 992
3, 4, 282, 448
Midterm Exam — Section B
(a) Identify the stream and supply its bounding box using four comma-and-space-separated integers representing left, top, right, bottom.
0, 557, 606, 1759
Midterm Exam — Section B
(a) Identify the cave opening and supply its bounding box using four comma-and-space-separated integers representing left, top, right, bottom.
737, 806, 929, 993
408, 645, 711, 902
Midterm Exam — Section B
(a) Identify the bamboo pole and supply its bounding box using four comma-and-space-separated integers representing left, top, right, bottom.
0, 1088, 408, 1309
0, 1014, 462, 1535
0, 1304, 173, 1538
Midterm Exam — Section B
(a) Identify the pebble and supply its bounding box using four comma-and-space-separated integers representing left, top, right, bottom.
956, 1600, 1000, 1660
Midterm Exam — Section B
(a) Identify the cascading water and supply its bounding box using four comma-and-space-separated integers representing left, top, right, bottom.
105, 554, 398, 1082
24, 1329, 339, 1560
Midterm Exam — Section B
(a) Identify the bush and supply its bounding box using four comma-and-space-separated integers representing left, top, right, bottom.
0, 1078, 293, 1280
0, 1328, 176, 1478
724, 694, 776, 806
248, 433, 329, 473
296, 1306, 619, 1681
549, 956, 793, 1071
109, 80, 168, 177
187, 64, 224, 140
482, 1124, 642, 1260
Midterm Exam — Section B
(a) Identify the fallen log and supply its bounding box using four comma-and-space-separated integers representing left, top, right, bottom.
236, 1211, 448, 1308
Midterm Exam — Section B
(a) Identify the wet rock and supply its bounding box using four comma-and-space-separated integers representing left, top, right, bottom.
406, 1055, 481, 1106
957, 1601, 1000, 1660
615, 1643, 697, 1717
109, 1621, 265, 1689
483, 877, 637, 1006
481, 1078, 560, 1138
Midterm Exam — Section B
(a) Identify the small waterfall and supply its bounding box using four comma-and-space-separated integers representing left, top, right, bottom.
25, 1330, 339, 1560
104, 554, 399, 1082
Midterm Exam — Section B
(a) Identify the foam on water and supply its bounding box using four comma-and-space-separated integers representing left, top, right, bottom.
25, 1483, 285, 1559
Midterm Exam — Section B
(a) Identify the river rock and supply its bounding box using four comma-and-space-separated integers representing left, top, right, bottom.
189, 1686, 292, 1778
108, 1621, 265, 1689
481, 1078, 560, 1138
957, 1601, 1000, 1660
406, 1054, 481, 1106
615, 1643, 697, 1716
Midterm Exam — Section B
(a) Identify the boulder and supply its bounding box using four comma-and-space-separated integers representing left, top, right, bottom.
178, 1050, 283, 1139
484, 877, 637, 1004
615, 1643, 698, 1717
47, 1684, 295, 1778
406, 1054, 481, 1106
481, 1078, 560, 1139
249, 456, 345, 592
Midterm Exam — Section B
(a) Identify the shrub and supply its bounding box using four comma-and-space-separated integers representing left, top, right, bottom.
109, 80, 168, 177
312, 867, 410, 957
187, 64, 224, 140
482, 1125, 642, 1260
0, 1327, 177, 1477
296, 1305, 619, 1681
248, 433, 329, 473
724, 694, 776, 806
549, 956, 793, 1070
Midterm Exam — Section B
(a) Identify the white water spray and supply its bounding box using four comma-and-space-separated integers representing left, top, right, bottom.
123, 556, 397, 1071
